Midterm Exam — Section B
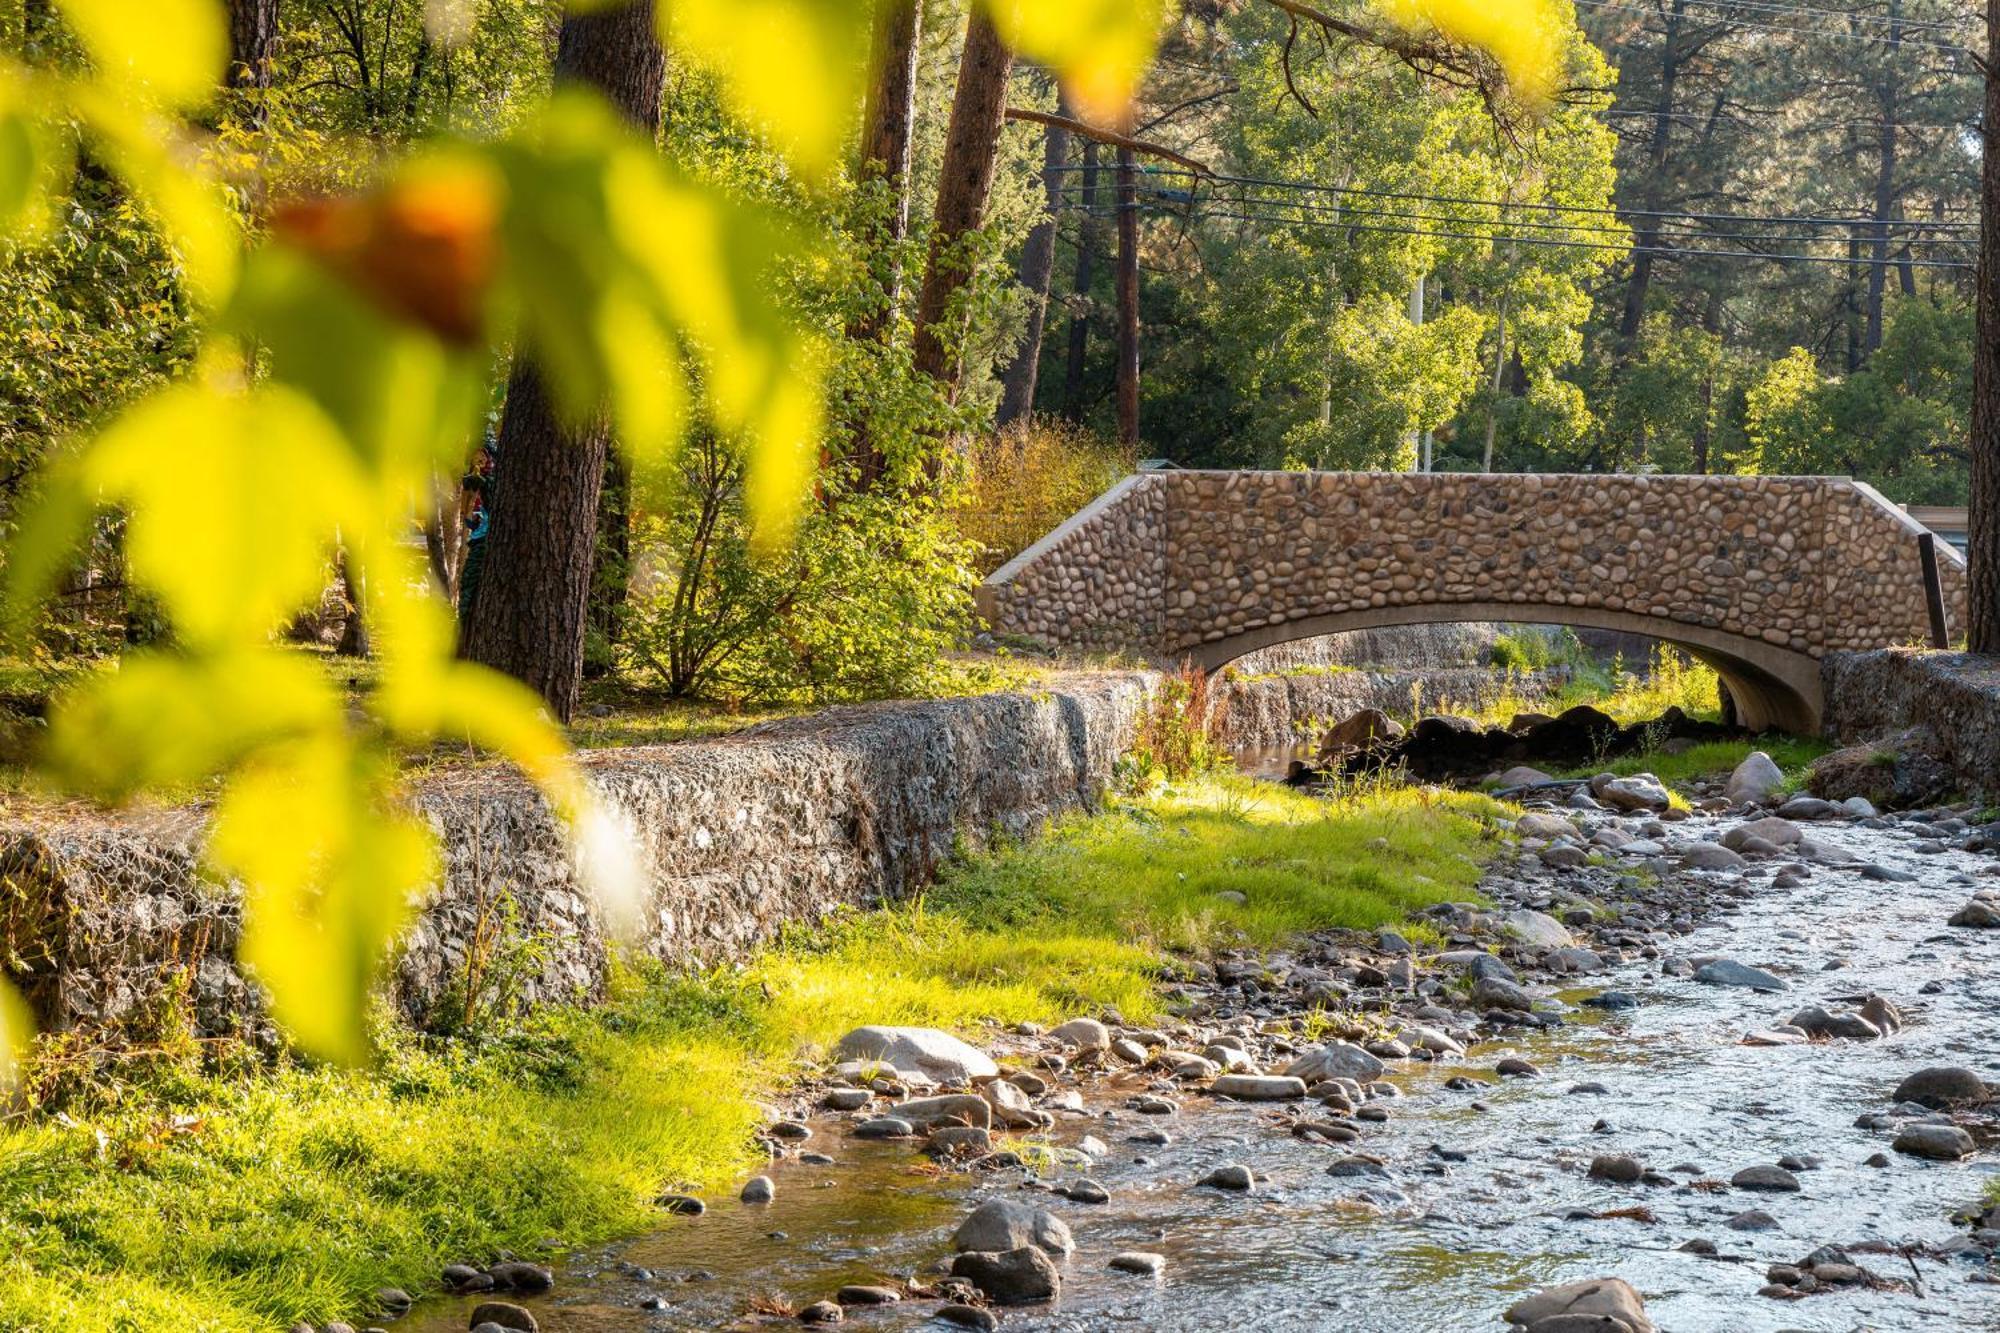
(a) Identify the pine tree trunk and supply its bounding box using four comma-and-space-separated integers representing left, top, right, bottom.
1113, 147, 1139, 446
911, 12, 1014, 398
227, 0, 279, 91
851, 0, 924, 342
1619, 0, 1682, 345
996, 89, 1069, 429
1864, 0, 1902, 357
1060, 139, 1101, 422
460, 0, 664, 722
1481, 291, 1507, 472
1967, 0, 2000, 654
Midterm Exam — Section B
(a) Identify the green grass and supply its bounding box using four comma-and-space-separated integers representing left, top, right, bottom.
1554, 735, 1833, 788
0, 773, 1503, 1333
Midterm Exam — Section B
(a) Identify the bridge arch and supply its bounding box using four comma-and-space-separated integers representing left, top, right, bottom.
978, 469, 1964, 735
1187, 601, 1823, 734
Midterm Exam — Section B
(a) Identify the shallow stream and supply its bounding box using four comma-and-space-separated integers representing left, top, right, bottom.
405, 818, 2000, 1332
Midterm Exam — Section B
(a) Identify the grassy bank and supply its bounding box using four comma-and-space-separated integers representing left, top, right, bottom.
1554, 735, 1832, 788
0, 775, 1501, 1332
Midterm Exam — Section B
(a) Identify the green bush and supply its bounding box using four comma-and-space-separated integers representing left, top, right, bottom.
619, 435, 979, 705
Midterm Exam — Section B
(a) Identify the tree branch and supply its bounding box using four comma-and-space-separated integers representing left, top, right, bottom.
1003, 107, 1213, 176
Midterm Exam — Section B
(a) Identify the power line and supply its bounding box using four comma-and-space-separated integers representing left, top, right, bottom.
1060, 166, 1985, 230
1649, 0, 1970, 35
1101, 202, 1976, 268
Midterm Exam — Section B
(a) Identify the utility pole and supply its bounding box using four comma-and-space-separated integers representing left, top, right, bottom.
1115, 146, 1140, 446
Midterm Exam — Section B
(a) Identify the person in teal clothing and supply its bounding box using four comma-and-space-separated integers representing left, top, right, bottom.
456, 471, 490, 621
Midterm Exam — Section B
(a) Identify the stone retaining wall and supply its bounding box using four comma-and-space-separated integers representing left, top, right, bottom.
1218, 666, 1576, 755
1822, 650, 2000, 794
0, 673, 1156, 1042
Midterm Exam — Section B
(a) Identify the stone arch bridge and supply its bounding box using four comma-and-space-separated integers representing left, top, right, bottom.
976, 471, 1967, 734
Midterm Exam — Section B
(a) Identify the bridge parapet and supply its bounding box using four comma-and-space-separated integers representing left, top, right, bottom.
978, 470, 1967, 734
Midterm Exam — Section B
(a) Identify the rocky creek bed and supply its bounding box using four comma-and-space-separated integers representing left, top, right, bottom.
387, 769, 2000, 1333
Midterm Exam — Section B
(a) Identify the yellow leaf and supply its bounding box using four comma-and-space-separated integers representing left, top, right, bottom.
745, 364, 824, 553
0, 981, 32, 1092
216, 739, 432, 1065
1374, 0, 1566, 104
53, 0, 226, 108
85, 383, 370, 647
983, 0, 1167, 128
43, 650, 342, 799
595, 285, 686, 461
662, 0, 873, 176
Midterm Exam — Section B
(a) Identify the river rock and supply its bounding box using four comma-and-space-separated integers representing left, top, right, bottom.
1588, 1154, 1643, 1183
835, 1285, 901, 1306
1680, 843, 1746, 872
1694, 959, 1788, 992
822, 1087, 871, 1111
937, 1305, 999, 1331
1497, 766, 1556, 789
468, 1303, 538, 1332
486, 1263, 553, 1294
1472, 975, 1535, 1011
835, 1027, 997, 1083
1722, 816, 1802, 851
1593, 773, 1673, 813
853, 1117, 915, 1139
980, 1079, 1045, 1129
1894, 1123, 1976, 1160
1199, 1163, 1256, 1191
1285, 1042, 1386, 1083
1725, 751, 1787, 807
1732, 1165, 1802, 1192
1049, 1017, 1112, 1051
1319, 708, 1405, 758
1777, 795, 1840, 821
798, 1301, 843, 1324
1109, 1251, 1166, 1276
952, 1198, 1073, 1256
1502, 1277, 1655, 1333
1949, 900, 2000, 928
926, 1126, 994, 1157
1540, 844, 1589, 869
1787, 1006, 1881, 1041
1517, 812, 1579, 841
950, 1247, 1060, 1305
1891, 1066, 1989, 1108
894, 1095, 991, 1130
740, 1175, 774, 1204
1212, 1074, 1307, 1101
1502, 909, 1576, 948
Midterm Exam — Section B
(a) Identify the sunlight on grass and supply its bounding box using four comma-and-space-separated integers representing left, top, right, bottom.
0, 772, 1507, 1332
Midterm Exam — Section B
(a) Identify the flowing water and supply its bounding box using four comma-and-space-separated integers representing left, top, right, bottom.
405, 817, 2000, 1332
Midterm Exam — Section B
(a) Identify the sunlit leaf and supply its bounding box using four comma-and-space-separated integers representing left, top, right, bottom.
85, 383, 369, 646
42, 651, 342, 799
0, 981, 32, 1091
984, 0, 1168, 128
595, 285, 685, 460
70, 85, 239, 303
745, 362, 824, 552
663, 0, 873, 176
53, 0, 226, 108
1375, 0, 1566, 104
217, 738, 433, 1065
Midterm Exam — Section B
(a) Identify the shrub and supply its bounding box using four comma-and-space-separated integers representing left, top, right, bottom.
954, 422, 1134, 573
1118, 665, 1227, 791
619, 433, 979, 705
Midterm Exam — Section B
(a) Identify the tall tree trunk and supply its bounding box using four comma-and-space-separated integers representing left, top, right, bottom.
996, 88, 1069, 429
1865, 0, 1902, 356
911, 12, 1014, 399
1967, 0, 2000, 654
334, 551, 369, 658
851, 0, 924, 342
1113, 146, 1139, 446
227, 0, 280, 92
1481, 290, 1508, 472
1619, 0, 1683, 345
461, 0, 664, 722
588, 450, 631, 676
1060, 139, 1101, 422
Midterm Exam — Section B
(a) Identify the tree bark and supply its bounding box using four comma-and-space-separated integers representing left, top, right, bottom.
851, 0, 924, 342
460, 0, 664, 722
1481, 290, 1507, 472
1113, 146, 1140, 447
996, 89, 1070, 429
911, 11, 1015, 398
1967, 0, 2000, 653
1864, 0, 1902, 357
227, 0, 280, 92
1060, 139, 1102, 422
1619, 0, 1683, 345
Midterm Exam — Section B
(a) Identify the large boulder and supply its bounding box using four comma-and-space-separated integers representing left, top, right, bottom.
1501, 909, 1575, 949
1502, 1278, 1654, 1333
1724, 751, 1787, 807
1316, 708, 1405, 760
1516, 706, 1624, 765
952, 1198, 1074, 1257
950, 1247, 1061, 1305
1891, 1066, 1989, 1109
834, 1027, 997, 1084
1285, 1041, 1386, 1084
1591, 772, 1673, 813
1516, 812, 1579, 842
1720, 817, 1801, 851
